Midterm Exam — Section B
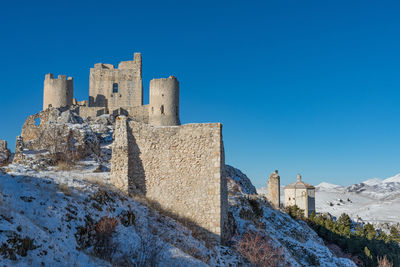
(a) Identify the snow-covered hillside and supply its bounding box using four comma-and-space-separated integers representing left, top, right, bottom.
0, 108, 356, 266
0, 161, 355, 266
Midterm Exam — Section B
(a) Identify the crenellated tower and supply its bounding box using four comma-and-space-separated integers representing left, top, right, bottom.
148, 76, 180, 126
43, 74, 73, 110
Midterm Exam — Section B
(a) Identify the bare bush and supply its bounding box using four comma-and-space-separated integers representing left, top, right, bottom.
378, 255, 393, 267
94, 216, 118, 261
235, 231, 284, 267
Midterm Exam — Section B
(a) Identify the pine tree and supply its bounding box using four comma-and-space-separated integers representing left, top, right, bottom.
389, 226, 400, 243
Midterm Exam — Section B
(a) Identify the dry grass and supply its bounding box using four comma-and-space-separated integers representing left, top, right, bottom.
57, 161, 73, 171
81, 175, 110, 189
131, 194, 214, 246
378, 255, 393, 267
235, 231, 285, 267
94, 216, 119, 261
58, 183, 71, 196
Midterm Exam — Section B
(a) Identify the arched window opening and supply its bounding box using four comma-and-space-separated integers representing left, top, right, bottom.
160, 105, 164, 115
35, 118, 41, 127
151, 107, 154, 114
113, 83, 118, 93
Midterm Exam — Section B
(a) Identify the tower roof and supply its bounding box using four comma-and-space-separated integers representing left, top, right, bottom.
284, 174, 315, 190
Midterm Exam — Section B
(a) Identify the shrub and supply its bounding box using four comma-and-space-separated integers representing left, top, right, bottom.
119, 210, 135, 227
0, 232, 35, 260
378, 255, 393, 267
235, 231, 284, 267
285, 205, 304, 220
94, 216, 119, 260
247, 197, 263, 218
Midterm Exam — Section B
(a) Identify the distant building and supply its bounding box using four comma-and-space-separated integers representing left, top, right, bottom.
284, 174, 315, 217
267, 170, 280, 208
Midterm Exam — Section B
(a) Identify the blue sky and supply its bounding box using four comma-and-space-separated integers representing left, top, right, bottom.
1, 0, 400, 188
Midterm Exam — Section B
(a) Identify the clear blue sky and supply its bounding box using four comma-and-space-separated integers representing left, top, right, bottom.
1, 0, 400, 188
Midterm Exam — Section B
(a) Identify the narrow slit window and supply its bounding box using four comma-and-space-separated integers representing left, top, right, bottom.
160, 105, 164, 115
112, 83, 118, 93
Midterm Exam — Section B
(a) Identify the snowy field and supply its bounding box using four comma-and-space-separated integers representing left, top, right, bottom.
316, 174, 400, 225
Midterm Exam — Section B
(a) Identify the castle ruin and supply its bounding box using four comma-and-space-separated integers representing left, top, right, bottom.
43, 53, 180, 126
38, 53, 228, 243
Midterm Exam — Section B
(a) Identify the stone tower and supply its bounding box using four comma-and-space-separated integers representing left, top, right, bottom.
148, 76, 180, 126
43, 74, 73, 110
89, 53, 143, 111
267, 170, 281, 208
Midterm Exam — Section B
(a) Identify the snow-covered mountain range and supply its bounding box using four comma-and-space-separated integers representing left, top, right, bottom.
316, 174, 400, 226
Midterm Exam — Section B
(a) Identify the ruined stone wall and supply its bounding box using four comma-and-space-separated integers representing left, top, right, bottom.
110, 117, 228, 243
0, 140, 11, 165
125, 105, 149, 123
17, 108, 100, 162
75, 106, 108, 119
89, 53, 143, 109
267, 171, 280, 208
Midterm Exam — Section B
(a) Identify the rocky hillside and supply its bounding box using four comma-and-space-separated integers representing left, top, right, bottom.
0, 108, 355, 266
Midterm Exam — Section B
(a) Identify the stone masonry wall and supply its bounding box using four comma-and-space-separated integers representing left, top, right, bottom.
267, 171, 280, 208
75, 106, 108, 119
110, 116, 228, 243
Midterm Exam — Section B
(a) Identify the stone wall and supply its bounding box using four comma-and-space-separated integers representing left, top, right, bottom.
110, 117, 228, 243
125, 105, 149, 123
0, 140, 11, 165
75, 106, 108, 119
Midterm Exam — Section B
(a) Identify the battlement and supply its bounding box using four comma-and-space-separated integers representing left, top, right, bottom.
92, 53, 142, 71
43, 73, 74, 110
93, 63, 115, 70
45, 73, 73, 81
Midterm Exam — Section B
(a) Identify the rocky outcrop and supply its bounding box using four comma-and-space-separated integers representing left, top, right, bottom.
14, 107, 102, 164
225, 165, 257, 194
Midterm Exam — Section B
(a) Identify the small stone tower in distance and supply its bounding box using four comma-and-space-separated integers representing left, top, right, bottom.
149, 76, 180, 126
43, 74, 74, 110
267, 170, 281, 208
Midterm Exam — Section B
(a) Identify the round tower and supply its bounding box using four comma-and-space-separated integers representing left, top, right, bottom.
43, 73, 74, 110
149, 76, 180, 126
